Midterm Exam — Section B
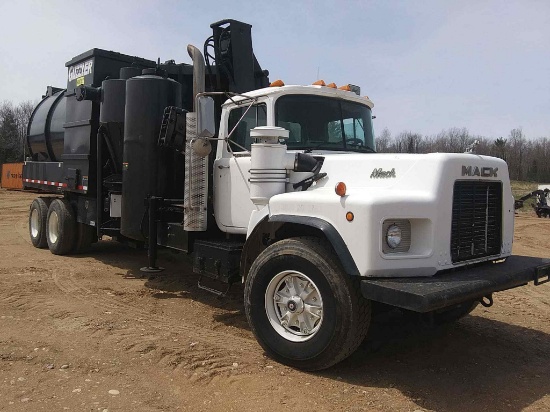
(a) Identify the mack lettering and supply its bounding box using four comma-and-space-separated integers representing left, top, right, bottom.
461, 165, 498, 178
370, 168, 396, 178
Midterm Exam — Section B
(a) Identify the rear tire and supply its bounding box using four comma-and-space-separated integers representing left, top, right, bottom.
244, 237, 370, 371
46, 199, 76, 255
29, 198, 52, 248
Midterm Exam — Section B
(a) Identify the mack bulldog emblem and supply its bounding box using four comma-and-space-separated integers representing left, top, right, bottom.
370, 168, 396, 178
462, 165, 498, 177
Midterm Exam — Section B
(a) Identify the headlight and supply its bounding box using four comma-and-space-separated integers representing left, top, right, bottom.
386, 224, 402, 249
382, 219, 412, 254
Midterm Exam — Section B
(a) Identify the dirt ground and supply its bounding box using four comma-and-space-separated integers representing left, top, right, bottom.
0, 188, 548, 412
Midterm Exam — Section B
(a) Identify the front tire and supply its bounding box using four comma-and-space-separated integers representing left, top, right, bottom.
244, 237, 370, 371
46, 199, 76, 255
29, 198, 52, 248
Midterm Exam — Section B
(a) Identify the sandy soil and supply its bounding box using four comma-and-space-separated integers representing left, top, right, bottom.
0, 188, 548, 412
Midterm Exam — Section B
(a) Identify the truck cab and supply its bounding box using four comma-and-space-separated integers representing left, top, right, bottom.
210, 84, 514, 279
213, 84, 375, 233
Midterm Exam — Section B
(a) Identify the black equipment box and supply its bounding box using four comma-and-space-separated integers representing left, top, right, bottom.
193, 240, 243, 284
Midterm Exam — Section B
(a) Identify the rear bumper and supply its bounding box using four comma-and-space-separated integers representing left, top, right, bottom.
360, 255, 550, 313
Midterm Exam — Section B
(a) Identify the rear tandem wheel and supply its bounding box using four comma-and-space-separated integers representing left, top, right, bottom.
46, 199, 77, 255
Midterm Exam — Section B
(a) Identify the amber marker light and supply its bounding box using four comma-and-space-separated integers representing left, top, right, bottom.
270, 79, 285, 87
335, 182, 347, 197
312, 80, 326, 86
346, 212, 354, 222
338, 84, 351, 91
327, 82, 337, 88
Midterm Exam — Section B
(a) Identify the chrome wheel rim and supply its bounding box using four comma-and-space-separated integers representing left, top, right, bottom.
265, 270, 323, 342
30, 209, 40, 238
48, 211, 59, 244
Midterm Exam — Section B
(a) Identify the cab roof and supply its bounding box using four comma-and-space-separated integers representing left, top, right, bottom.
222, 85, 374, 109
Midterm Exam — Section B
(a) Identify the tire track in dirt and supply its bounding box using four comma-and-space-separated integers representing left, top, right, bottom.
48, 269, 260, 383
3, 198, 260, 384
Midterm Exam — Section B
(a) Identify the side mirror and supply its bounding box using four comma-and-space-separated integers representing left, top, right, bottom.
197, 96, 216, 138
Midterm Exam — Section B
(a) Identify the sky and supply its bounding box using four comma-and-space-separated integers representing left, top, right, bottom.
0, 0, 548, 139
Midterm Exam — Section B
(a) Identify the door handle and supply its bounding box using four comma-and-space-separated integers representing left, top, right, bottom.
217, 165, 230, 169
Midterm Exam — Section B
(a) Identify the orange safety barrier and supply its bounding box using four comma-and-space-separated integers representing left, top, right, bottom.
1, 163, 24, 189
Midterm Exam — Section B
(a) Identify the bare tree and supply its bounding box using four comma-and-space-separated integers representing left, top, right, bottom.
15, 101, 33, 160
0, 101, 34, 164
376, 127, 391, 152
508, 128, 525, 180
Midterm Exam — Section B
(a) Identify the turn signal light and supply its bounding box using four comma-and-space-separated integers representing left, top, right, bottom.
338, 84, 351, 91
270, 79, 285, 87
335, 182, 347, 197
346, 212, 354, 222
312, 80, 326, 86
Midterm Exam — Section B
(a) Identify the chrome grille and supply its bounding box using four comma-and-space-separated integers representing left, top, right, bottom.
451, 181, 502, 263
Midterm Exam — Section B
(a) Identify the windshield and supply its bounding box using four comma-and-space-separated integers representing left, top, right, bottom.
275, 95, 375, 152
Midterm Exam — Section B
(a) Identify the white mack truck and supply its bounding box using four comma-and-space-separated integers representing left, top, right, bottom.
23, 19, 549, 370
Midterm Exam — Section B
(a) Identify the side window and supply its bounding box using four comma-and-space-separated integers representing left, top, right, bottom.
227, 104, 267, 151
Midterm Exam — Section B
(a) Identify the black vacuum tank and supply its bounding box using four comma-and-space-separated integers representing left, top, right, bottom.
120, 74, 183, 241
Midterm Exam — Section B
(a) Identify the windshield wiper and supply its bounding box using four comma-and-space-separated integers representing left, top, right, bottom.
293, 142, 376, 154
300, 143, 339, 153
346, 145, 376, 153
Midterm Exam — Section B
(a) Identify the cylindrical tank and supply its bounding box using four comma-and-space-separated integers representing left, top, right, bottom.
100, 79, 126, 123
120, 75, 182, 241
120, 67, 143, 80
27, 90, 66, 161
100, 79, 127, 169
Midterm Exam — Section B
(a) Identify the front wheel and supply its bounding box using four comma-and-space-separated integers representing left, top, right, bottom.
244, 237, 370, 371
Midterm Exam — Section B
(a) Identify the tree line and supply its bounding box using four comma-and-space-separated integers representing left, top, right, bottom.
376, 127, 550, 182
0, 101, 34, 165
1, 98, 549, 183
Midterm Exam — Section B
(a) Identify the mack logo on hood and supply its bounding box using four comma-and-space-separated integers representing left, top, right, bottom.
370, 168, 396, 178
462, 166, 498, 177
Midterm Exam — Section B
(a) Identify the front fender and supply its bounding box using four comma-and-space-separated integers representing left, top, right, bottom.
268, 214, 360, 276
